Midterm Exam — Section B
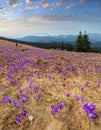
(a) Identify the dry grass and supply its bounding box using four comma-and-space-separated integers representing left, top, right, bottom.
0, 40, 101, 130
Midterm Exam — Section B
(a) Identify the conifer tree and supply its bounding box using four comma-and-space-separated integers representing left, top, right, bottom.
83, 31, 91, 52
75, 31, 91, 52
75, 31, 83, 52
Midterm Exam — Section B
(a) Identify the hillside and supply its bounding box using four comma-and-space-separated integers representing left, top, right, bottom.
0, 40, 101, 130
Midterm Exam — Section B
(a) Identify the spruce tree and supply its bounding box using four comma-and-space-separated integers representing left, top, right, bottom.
83, 31, 91, 52
75, 31, 91, 52
75, 31, 83, 52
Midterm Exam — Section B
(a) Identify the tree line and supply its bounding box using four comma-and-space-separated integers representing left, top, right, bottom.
61, 31, 91, 52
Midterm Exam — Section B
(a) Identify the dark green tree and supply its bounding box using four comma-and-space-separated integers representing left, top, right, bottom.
75, 31, 91, 52
83, 31, 91, 52
61, 41, 64, 50
75, 31, 83, 52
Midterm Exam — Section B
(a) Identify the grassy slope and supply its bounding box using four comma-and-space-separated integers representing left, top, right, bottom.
0, 40, 101, 130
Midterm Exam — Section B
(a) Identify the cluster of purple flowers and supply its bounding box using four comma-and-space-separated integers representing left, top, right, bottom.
51, 102, 64, 115
2, 96, 11, 103
75, 96, 84, 102
16, 110, 27, 123
82, 102, 97, 119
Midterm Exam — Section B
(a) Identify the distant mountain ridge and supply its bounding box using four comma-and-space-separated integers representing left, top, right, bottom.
17, 35, 76, 43
17, 33, 101, 47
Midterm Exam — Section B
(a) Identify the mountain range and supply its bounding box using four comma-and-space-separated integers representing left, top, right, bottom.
17, 33, 101, 47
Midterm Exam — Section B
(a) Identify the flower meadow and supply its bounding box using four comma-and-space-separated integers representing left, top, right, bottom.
0, 40, 101, 130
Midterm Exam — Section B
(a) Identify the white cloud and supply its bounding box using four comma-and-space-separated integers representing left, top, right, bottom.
42, 0, 49, 8
7, 0, 20, 7
66, 2, 79, 10
26, 0, 37, 4
55, 0, 69, 7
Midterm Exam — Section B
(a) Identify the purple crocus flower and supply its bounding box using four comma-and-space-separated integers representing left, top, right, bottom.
57, 102, 64, 109
82, 102, 97, 119
16, 95, 20, 99
13, 100, 18, 107
66, 93, 70, 97
11, 80, 16, 86
62, 83, 66, 87
63, 72, 67, 76
22, 94, 27, 102
20, 104, 24, 108
35, 93, 41, 101
80, 97, 84, 102
2, 96, 12, 103
7, 96, 12, 102
19, 89, 22, 94
17, 85, 20, 89
86, 82, 89, 87
0, 68, 2, 71
51, 104, 55, 109
82, 87, 84, 91
29, 79, 33, 87
29, 88, 32, 93
51, 102, 64, 115
33, 86, 39, 93
89, 104, 96, 111
88, 113, 97, 119
21, 110, 26, 117
51, 107, 58, 115
7, 72, 12, 80
2, 97, 7, 103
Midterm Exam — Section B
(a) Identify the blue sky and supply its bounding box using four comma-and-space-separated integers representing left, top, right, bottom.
0, 0, 101, 38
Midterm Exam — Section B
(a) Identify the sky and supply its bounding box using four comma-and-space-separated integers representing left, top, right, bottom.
0, 0, 101, 38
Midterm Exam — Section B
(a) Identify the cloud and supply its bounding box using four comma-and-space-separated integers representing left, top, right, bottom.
0, 7, 4, 11
28, 14, 101, 23
0, 18, 25, 25
66, 2, 78, 9
80, 0, 97, 4
55, 0, 69, 7
29, 15, 76, 23
26, 0, 37, 4
66, 0, 99, 10
20, 5, 39, 11
42, 0, 49, 8
26, 5, 39, 9
7, 0, 20, 7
